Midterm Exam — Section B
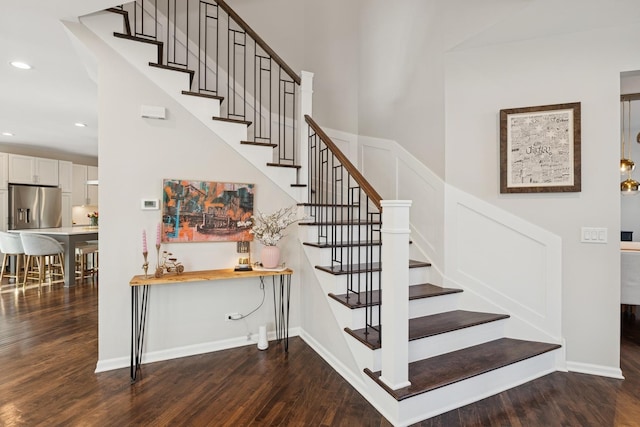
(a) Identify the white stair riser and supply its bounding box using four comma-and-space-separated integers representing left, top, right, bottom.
309, 264, 430, 296
408, 320, 506, 363
331, 299, 380, 330
299, 224, 380, 244
306, 245, 381, 265
333, 292, 460, 330
344, 333, 381, 372
302, 204, 366, 220
409, 267, 430, 285
328, 273, 381, 296
409, 293, 459, 319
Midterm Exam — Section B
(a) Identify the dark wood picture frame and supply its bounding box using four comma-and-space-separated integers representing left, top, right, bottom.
500, 102, 581, 193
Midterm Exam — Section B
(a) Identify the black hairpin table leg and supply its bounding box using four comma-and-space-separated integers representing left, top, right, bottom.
131, 284, 150, 382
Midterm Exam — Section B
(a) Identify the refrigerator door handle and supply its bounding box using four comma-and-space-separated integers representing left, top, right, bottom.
18, 208, 31, 224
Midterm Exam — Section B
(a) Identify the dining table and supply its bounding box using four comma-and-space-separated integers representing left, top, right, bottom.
11, 226, 98, 287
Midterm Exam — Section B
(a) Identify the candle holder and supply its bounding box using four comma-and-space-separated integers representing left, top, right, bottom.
142, 251, 149, 278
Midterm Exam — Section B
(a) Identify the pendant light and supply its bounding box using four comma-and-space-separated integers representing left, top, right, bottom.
621, 100, 639, 195
621, 101, 635, 173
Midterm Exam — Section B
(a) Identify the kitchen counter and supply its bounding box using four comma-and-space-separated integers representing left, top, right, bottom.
11, 226, 98, 287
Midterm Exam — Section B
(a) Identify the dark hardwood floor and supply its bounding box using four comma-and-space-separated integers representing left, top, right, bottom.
1, 281, 639, 426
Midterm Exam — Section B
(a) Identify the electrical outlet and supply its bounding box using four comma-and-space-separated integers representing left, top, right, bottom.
225, 312, 241, 321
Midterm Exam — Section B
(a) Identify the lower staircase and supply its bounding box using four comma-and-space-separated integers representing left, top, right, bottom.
299, 204, 560, 424
79, 3, 563, 425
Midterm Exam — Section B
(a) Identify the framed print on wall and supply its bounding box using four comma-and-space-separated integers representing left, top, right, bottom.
500, 102, 581, 193
162, 179, 254, 243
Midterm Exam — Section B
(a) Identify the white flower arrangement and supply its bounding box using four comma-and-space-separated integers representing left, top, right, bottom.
250, 205, 299, 246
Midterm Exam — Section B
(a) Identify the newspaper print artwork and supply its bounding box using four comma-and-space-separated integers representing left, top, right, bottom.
500, 103, 581, 193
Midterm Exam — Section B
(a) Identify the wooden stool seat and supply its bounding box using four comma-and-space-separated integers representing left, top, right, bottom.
76, 241, 99, 282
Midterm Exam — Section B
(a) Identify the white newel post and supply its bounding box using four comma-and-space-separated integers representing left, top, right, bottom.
297, 71, 314, 200
379, 200, 412, 390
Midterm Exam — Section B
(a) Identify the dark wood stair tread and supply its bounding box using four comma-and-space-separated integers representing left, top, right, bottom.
266, 162, 301, 169
113, 32, 162, 46
181, 90, 224, 101
345, 310, 509, 350
316, 259, 430, 275
290, 184, 307, 187
240, 141, 277, 148
329, 283, 462, 309
211, 116, 252, 126
297, 202, 360, 208
364, 338, 561, 401
304, 240, 381, 249
299, 219, 381, 226
149, 62, 195, 80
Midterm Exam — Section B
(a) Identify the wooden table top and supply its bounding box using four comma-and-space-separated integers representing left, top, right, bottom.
130, 267, 293, 287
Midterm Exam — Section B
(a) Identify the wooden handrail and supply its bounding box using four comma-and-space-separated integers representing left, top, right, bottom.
216, 0, 301, 85
305, 115, 382, 210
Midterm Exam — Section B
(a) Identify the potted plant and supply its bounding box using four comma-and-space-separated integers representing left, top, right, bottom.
250, 205, 298, 268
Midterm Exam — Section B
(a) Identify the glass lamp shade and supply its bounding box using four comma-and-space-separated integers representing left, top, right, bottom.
621, 158, 636, 173
621, 178, 640, 195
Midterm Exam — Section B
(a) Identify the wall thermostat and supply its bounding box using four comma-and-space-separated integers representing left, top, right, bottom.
141, 199, 160, 210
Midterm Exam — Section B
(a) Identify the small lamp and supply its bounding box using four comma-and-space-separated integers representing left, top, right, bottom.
235, 241, 252, 271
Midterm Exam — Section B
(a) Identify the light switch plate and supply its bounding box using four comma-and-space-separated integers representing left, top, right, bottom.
581, 227, 607, 243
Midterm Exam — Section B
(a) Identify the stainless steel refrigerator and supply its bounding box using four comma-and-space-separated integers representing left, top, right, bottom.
8, 184, 62, 230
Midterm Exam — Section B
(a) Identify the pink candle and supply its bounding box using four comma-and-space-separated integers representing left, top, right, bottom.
142, 230, 148, 253
156, 223, 161, 246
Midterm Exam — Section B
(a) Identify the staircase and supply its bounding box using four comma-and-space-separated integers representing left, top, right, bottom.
80, 2, 562, 425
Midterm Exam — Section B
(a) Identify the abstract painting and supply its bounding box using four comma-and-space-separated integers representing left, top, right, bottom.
161, 179, 254, 243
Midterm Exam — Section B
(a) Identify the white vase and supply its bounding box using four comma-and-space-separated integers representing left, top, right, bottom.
261, 246, 280, 268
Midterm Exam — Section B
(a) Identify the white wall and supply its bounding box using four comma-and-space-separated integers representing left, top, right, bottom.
445, 19, 640, 373
357, 0, 445, 178
71, 22, 301, 368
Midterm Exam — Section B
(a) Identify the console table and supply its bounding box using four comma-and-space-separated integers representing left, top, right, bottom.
129, 267, 293, 382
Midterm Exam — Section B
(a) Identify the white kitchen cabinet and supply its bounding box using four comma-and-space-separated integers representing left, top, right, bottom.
8, 154, 59, 186
87, 165, 98, 205
58, 160, 73, 193
61, 193, 72, 227
0, 153, 8, 190
72, 164, 99, 206
0, 189, 7, 231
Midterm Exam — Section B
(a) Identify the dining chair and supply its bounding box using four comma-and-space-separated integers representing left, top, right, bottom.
0, 231, 26, 289
20, 233, 65, 287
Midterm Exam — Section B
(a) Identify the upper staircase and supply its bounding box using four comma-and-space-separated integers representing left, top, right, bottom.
80, 2, 563, 425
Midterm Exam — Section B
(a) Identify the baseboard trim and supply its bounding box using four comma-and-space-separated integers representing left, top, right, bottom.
566, 361, 624, 379
95, 328, 301, 373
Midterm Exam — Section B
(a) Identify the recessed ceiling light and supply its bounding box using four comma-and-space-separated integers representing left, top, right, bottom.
10, 61, 31, 70
1, 132, 14, 136
74, 122, 87, 127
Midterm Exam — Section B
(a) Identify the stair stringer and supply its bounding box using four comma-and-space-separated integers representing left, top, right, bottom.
81, 11, 304, 202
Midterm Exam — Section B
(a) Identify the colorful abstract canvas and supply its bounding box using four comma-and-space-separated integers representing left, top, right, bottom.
161, 179, 254, 243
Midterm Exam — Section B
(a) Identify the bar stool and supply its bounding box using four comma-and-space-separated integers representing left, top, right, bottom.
20, 234, 65, 288
75, 241, 99, 282
0, 231, 26, 289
